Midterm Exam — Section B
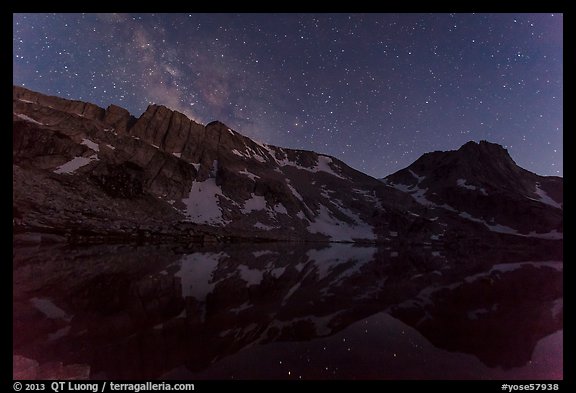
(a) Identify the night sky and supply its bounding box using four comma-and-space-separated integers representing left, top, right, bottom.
13, 13, 563, 178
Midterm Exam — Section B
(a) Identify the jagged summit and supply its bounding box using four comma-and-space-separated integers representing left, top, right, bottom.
13, 85, 562, 245
13, 85, 413, 243
387, 139, 553, 195
459, 139, 509, 153
383, 139, 562, 238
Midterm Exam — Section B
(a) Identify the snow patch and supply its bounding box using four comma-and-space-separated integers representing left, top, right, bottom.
175, 253, 225, 300
181, 179, 227, 225
14, 113, 44, 125
307, 204, 375, 242
294, 263, 305, 272
352, 188, 384, 209
172, 152, 182, 158
252, 250, 276, 258
254, 222, 275, 230
242, 193, 267, 214
286, 182, 312, 214
253, 154, 266, 163
230, 303, 252, 314
411, 187, 434, 205
30, 298, 71, 321
525, 230, 563, 240
552, 298, 563, 319
388, 182, 435, 206
534, 183, 562, 209
271, 267, 286, 278
239, 144, 268, 163
273, 203, 288, 215
54, 154, 98, 174
457, 178, 474, 189
459, 212, 519, 234
489, 261, 562, 274
272, 152, 297, 168
232, 149, 246, 158
106, 144, 115, 150
387, 175, 471, 212
282, 282, 301, 305
239, 169, 259, 181
81, 138, 100, 152
315, 155, 347, 179
238, 265, 264, 286
401, 261, 561, 313
439, 203, 458, 212
307, 244, 376, 282
307, 312, 344, 335
275, 153, 345, 179
458, 211, 563, 239
457, 178, 487, 195
409, 169, 425, 182
48, 326, 71, 341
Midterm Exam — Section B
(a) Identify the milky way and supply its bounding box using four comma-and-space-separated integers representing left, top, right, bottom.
13, 13, 563, 177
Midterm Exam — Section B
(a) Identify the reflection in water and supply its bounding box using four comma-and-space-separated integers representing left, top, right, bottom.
13, 243, 562, 379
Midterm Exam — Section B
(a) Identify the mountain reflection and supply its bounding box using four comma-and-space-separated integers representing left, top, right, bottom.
13, 242, 562, 379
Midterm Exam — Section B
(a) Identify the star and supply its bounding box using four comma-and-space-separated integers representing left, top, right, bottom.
13, 12, 562, 177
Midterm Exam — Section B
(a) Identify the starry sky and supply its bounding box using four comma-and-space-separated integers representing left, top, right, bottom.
13, 13, 563, 178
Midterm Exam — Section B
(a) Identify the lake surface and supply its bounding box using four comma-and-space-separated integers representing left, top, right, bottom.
13, 242, 563, 380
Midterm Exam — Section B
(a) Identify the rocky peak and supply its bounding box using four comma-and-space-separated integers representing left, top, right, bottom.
457, 140, 517, 168
13, 85, 562, 246
14, 85, 419, 243
459, 140, 509, 154
13, 85, 105, 122
103, 104, 135, 134
383, 140, 562, 238
206, 120, 228, 128
125, 104, 253, 168
389, 140, 533, 195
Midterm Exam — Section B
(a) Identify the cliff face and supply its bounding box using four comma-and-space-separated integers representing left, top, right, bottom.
383, 140, 563, 240
13, 86, 415, 243
11, 86, 563, 379
13, 86, 562, 247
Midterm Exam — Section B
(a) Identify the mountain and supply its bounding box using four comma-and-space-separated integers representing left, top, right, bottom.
383, 140, 563, 241
13, 86, 562, 248
13, 86, 415, 244
12, 87, 563, 378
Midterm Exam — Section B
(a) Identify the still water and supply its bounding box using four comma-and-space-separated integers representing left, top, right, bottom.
13, 242, 562, 380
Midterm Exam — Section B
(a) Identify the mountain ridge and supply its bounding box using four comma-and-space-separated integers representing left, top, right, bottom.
382, 138, 562, 238
13, 86, 562, 248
